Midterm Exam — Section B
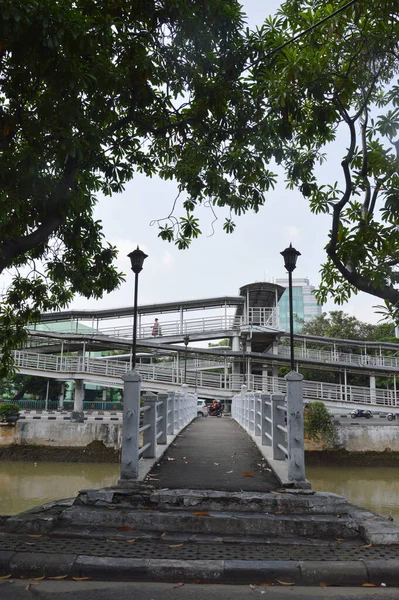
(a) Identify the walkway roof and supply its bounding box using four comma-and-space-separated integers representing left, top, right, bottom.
39, 296, 245, 323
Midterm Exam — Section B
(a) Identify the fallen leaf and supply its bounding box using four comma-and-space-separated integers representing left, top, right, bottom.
249, 584, 257, 589
47, 575, 68, 580
336, 514, 341, 518
270, 491, 280, 495
161, 532, 166, 537
106, 506, 116, 510
276, 580, 295, 586
169, 543, 184, 548
0, 574, 12, 580
173, 582, 185, 588
225, 470, 233, 474
366, 516, 378, 521
193, 511, 210, 516
119, 526, 133, 531
127, 539, 136, 543
193, 580, 201, 584
361, 543, 373, 548
106, 539, 121, 543
72, 577, 91, 581
335, 537, 344, 541
167, 457, 176, 461
25, 583, 32, 591
32, 576, 45, 581
362, 583, 377, 587
181, 456, 186, 460
242, 473, 254, 477
214, 462, 220, 465
25, 534, 42, 538
320, 581, 328, 589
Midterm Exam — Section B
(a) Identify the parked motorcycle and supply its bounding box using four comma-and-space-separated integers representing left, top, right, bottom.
387, 413, 396, 421
208, 404, 224, 418
351, 408, 372, 419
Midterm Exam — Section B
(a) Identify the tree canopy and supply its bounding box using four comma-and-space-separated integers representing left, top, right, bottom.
300, 310, 396, 342
0, 0, 399, 375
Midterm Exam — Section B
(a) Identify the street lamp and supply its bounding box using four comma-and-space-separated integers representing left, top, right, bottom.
128, 246, 148, 369
240, 332, 247, 385
183, 335, 190, 384
280, 243, 301, 372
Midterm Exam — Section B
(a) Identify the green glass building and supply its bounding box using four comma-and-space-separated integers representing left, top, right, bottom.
275, 278, 322, 333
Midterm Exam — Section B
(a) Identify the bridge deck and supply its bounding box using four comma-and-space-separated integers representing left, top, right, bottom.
147, 417, 280, 491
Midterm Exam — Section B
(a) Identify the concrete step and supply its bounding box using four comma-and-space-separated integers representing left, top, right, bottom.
76, 486, 350, 515
58, 504, 360, 540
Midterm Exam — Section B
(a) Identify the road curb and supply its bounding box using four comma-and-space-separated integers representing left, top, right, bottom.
1, 555, 399, 585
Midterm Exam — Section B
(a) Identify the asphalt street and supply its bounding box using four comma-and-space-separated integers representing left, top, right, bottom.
0, 581, 397, 600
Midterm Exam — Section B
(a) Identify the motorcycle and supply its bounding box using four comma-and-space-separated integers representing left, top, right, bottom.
351, 408, 372, 419
208, 404, 224, 418
387, 413, 396, 421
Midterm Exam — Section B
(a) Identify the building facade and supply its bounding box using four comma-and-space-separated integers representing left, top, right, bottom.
275, 277, 322, 333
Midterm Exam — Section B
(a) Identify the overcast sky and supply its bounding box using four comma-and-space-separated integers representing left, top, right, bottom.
7, 1, 388, 325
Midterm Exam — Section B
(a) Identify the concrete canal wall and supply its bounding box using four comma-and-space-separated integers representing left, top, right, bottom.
2, 420, 399, 453
0, 421, 122, 449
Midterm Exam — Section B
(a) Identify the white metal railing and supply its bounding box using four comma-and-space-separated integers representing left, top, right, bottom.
12, 349, 399, 407
121, 387, 197, 480
248, 307, 278, 328
277, 344, 399, 370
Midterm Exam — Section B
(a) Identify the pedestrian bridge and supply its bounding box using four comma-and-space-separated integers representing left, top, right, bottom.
12, 348, 398, 409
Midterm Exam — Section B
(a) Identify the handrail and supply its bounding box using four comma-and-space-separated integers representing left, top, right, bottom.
11, 349, 399, 407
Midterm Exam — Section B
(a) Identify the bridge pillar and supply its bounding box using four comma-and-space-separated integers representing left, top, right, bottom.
370, 375, 376, 404
58, 383, 65, 410
285, 371, 309, 488
119, 368, 141, 482
71, 380, 84, 422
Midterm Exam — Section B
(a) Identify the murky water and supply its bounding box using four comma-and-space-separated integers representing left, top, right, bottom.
0, 462, 119, 515
0, 462, 398, 521
307, 466, 399, 522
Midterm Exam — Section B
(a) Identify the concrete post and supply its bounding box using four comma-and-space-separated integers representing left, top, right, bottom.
181, 384, 188, 427
286, 371, 309, 487
58, 383, 65, 411
254, 393, 261, 437
71, 380, 84, 422
119, 369, 141, 482
168, 392, 175, 435
370, 375, 376, 404
272, 393, 286, 460
249, 393, 255, 434
142, 392, 157, 458
261, 393, 272, 447
158, 393, 168, 445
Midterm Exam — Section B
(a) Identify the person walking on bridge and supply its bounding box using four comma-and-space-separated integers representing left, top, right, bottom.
152, 318, 162, 337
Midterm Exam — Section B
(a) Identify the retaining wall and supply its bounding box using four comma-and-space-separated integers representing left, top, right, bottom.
0, 421, 122, 449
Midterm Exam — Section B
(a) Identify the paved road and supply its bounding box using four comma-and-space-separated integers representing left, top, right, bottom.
0, 580, 396, 599
147, 417, 280, 491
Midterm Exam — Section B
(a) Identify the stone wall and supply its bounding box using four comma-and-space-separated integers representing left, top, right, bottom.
336, 424, 399, 452
0, 421, 122, 449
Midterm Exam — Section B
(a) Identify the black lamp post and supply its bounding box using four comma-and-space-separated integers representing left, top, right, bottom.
240, 332, 247, 385
280, 243, 301, 372
128, 246, 148, 369
183, 335, 190, 384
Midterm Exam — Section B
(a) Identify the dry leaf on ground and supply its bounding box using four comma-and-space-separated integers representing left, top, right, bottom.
173, 582, 185, 588
127, 539, 136, 543
72, 577, 91, 581
169, 543, 184, 548
225, 470, 233, 474
119, 526, 133, 531
32, 576, 45, 581
0, 574, 12, 580
47, 575, 68, 580
362, 583, 377, 587
276, 580, 295, 586
106, 506, 116, 510
242, 473, 254, 477
25, 534, 42, 538
361, 543, 373, 548
335, 537, 344, 541
193, 511, 210, 516
249, 584, 257, 589
320, 581, 328, 589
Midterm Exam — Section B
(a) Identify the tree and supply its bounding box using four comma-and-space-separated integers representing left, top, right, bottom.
300, 311, 396, 343
0, 0, 274, 374
247, 0, 399, 312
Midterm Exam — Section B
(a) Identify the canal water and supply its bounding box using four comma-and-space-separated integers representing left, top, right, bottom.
1, 462, 398, 520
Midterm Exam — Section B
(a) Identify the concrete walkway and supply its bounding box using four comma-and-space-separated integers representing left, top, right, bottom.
147, 417, 280, 491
